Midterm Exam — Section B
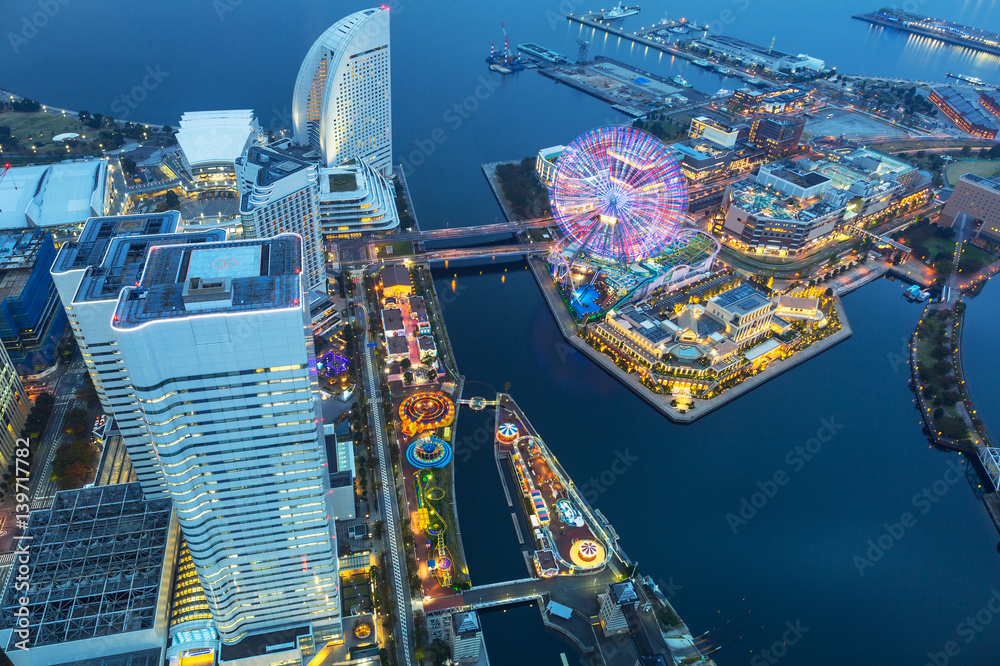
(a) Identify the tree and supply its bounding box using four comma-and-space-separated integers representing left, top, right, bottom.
162, 125, 173, 133
75, 376, 98, 405
160, 190, 181, 211
63, 407, 89, 438
120, 157, 138, 175
503, 381, 511, 393
372, 520, 385, 539
400, 358, 411, 370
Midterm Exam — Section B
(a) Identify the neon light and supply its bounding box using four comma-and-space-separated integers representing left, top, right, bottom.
550, 126, 689, 263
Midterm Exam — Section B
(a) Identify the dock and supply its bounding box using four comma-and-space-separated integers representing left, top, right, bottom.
852, 9, 1000, 59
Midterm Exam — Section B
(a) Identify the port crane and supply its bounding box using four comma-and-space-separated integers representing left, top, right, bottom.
577, 38, 590, 63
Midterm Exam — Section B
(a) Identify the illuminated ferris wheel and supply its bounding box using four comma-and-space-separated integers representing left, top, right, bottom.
549, 126, 689, 264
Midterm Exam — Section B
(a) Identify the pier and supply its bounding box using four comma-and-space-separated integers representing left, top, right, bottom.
423, 394, 717, 664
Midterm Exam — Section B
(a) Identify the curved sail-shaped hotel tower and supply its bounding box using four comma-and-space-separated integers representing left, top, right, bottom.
292, 7, 392, 176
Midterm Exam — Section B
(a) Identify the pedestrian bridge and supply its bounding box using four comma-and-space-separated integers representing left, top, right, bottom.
979, 447, 1000, 492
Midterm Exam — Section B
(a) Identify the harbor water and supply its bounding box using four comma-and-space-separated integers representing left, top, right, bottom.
3, 0, 1000, 663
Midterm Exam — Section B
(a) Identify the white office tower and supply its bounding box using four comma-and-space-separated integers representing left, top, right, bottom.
111, 234, 340, 644
0, 342, 27, 470
292, 8, 392, 175
235, 145, 325, 291
50, 212, 226, 499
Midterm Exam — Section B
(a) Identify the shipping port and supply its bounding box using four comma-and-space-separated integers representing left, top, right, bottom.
486, 21, 525, 73
853, 8, 1000, 58
589, 2, 640, 24
518, 42, 568, 64
538, 55, 707, 116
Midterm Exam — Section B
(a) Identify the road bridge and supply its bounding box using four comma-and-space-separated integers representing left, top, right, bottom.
390, 217, 553, 243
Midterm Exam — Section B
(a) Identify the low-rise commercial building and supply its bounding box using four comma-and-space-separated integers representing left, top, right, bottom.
718, 149, 920, 254
940, 173, 1000, 245
693, 35, 825, 73
706, 284, 774, 345
379, 265, 412, 298
535, 145, 566, 185
729, 85, 810, 115
0, 484, 178, 666
0, 161, 110, 237
689, 116, 741, 148
928, 87, 998, 139
177, 110, 264, 184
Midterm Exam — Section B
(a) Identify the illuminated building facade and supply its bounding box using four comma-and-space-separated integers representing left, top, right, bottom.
111, 235, 341, 644
928, 87, 998, 139
0, 342, 27, 471
235, 145, 325, 291
292, 8, 392, 175
51, 213, 226, 499
689, 116, 741, 149
535, 145, 566, 186
176, 110, 264, 185
748, 116, 805, 159
729, 86, 810, 115
718, 150, 921, 254
940, 173, 1000, 245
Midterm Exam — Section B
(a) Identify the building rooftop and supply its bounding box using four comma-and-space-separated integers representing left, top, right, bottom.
931, 86, 998, 131
75, 230, 226, 304
711, 284, 772, 315
0, 229, 47, 303
379, 265, 411, 291
0, 160, 108, 230
381, 308, 404, 331
53, 212, 182, 273
609, 581, 639, 605
0, 483, 173, 650
386, 336, 409, 355
960, 173, 1000, 191
112, 235, 303, 328
408, 295, 428, 319
176, 109, 261, 168
452, 611, 480, 635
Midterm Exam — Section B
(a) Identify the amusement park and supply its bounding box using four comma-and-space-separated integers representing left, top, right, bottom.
495, 396, 613, 577
545, 126, 721, 323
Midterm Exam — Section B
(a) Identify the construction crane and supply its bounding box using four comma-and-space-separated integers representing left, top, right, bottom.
577, 38, 590, 63
502, 21, 511, 60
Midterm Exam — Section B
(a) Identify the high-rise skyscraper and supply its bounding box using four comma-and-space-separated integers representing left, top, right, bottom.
235, 145, 325, 291
0, 341, 28, 471
292, 7, 392, 175
51, 212, 225, 498
110, 234, 340, 644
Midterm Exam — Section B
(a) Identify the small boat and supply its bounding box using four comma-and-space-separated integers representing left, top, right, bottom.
669, 75, 692, 87
903, 284, 930, 302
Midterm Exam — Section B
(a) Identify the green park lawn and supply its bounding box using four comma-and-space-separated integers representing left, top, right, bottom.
947, 159, 1000, 185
